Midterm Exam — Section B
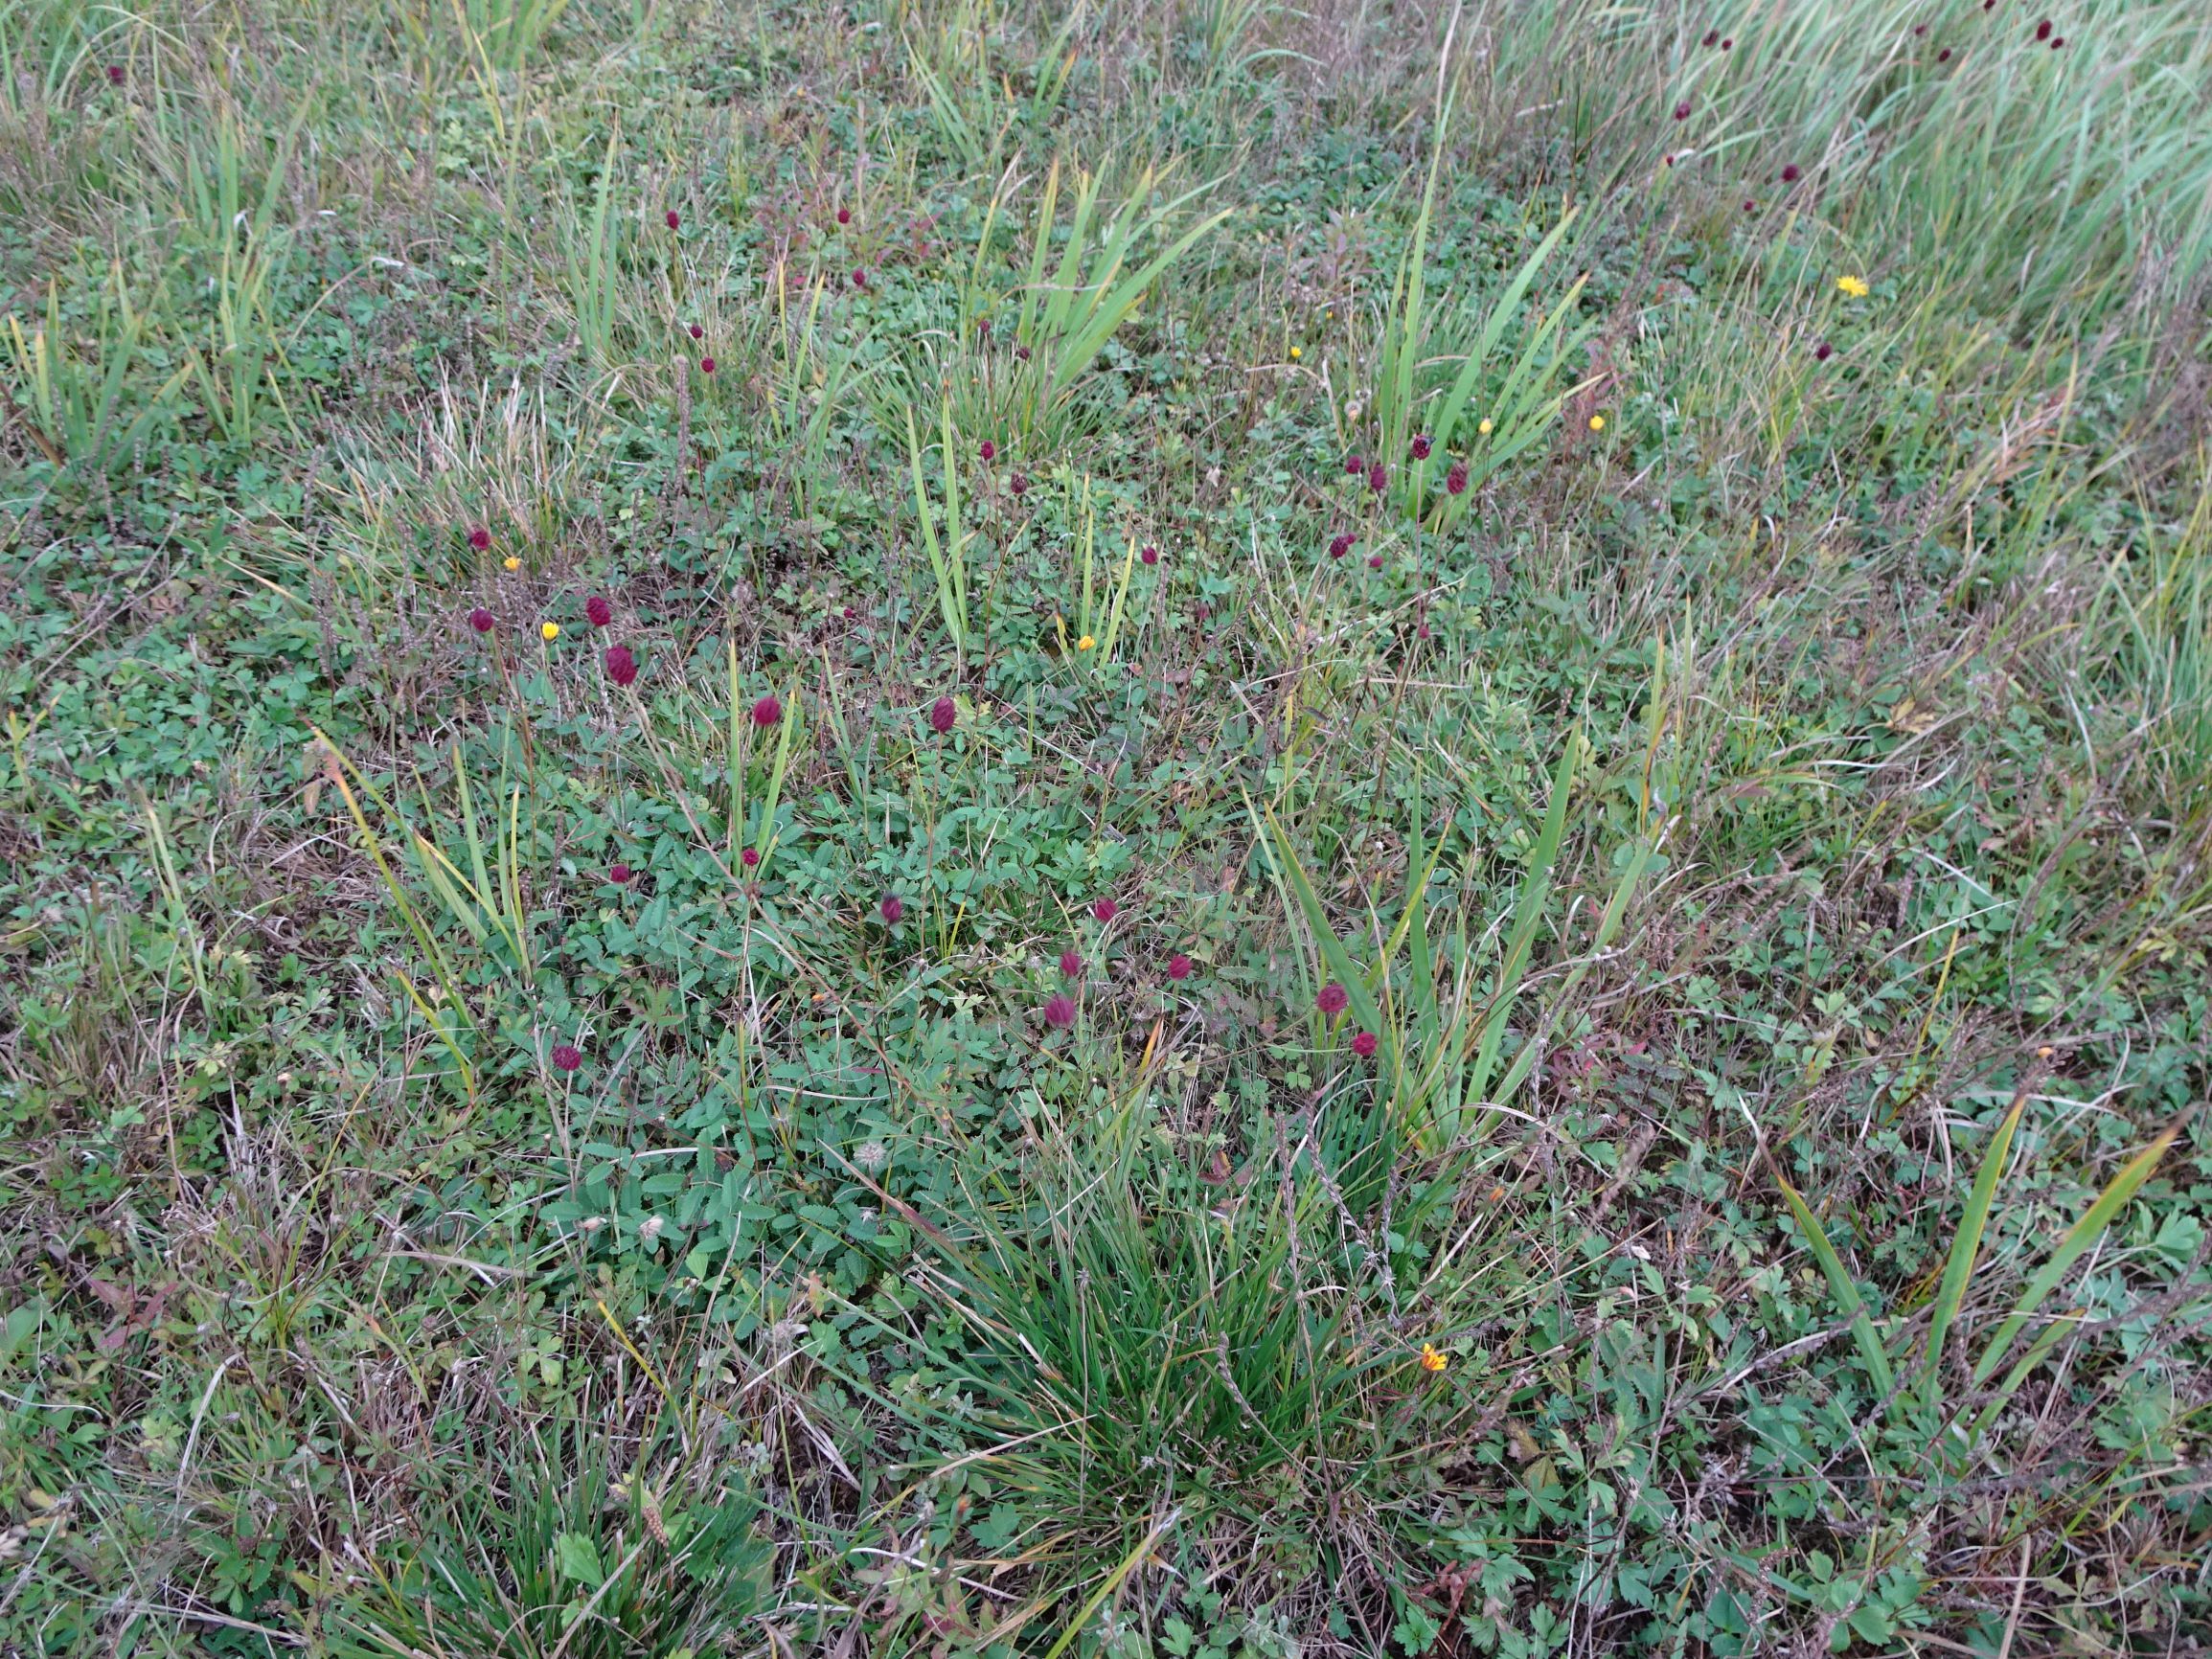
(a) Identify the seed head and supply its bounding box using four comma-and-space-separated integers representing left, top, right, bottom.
1043, 992, 1077, 1029
836, 205, 852, 224
468, 606, 494, 633
604, 645, 638, 685
1367, 459, 1387, 492
467, 525, 490, 552
1781, 164, 1801, 183
1702, 29, 1719, 45
1141, 544, 1158, 566
879, 894, 903, 924
585, 595, 612, 626
1938, 46, 1953, 59
2034, 17, 2050, 37
1317, 983, 1349, 1015
1060, 949, 1083, 979
1330, 533, 1354, 558
689, 322, 703, 339
1167, 954, 1193, 981
922, 695, 953, 735
609, 863, 632, 884
1411, 434, 1431, 459
1813, 340, 1834, 361
1368, 554, 1383, 570
1010, 472, 1029, 496
699, 356, 715, 375
1015, 343, 1031, 360
751, 693, 783, 728
1447, 460, 1469, 494
741, 847, 760, 868
852, 267, 867, 288
1674, 100, 1692, 120
979, 440, 996, 462
1345, 454, 1363, 475
551, 1043, 582, 1072
2049, 34, 2063, 46
1352, 1031, 1379, 1057
107, 63, 125, 83
1092, 898, 1117, 923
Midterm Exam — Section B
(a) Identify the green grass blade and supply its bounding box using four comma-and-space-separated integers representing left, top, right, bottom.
1775, 1173, 1898, 1400
1919, 1093, 2024, 1403
1970, 1122, 2181, 1386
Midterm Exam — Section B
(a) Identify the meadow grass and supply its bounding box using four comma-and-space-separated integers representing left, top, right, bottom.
2, 0, 2208, 1653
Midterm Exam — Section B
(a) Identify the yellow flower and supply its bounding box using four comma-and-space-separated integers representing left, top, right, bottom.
540, 622, 559, 641
1077, 634, 1096, 651
1289, 345, 1302, 360
1476, 418, 1494, 436
1588, 415, 1606, 432
1836, 274, 1869, 298
1420, 1343, 1448, 1374
503, 556, 521, 571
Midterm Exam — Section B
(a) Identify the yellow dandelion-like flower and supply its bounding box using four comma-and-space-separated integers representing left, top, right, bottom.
1420, 1343, 1448, 1374
1836, 274, 1869, 298
1477, 418, 1494, 436
1588, 415, 1606, 432
1289, 345, 1302, 360
540, 621, 559, 641
503, 556, 521, 571
1077, 634, 1096, 651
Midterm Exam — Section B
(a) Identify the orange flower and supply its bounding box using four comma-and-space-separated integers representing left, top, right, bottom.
1420, 1343, 1448, 1374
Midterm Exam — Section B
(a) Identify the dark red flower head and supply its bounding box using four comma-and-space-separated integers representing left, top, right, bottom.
1043, 992, 1077, 1029
689, 322, 703, 339
1367, 460, 1386, 492
1411, 434, 1431, 460
467, 524, 490, 551
2034, 17, 2050, 37
1417, 621, 1432, 639
665, 209, 680, 229
1913, 22, 1927, 34
1781, 164, 1801, 183
1317, 982, 1349, 1015
1141, 544, 1158, 565
551, 1043, 582, 1072
929, 695, 956, 734
2049, 34, 2063, 46
1982, 0, 1993, 8
1330, 533, 1354, 559
609, 862, 632, 884
1813, 340, 1834, 361
1345, 454, 1364, 475
741, 846, 760, 868
1702, 29, 1719, 45
585, 595, 612, 626
1744, 198, 1758, 212
1368, 554, 1383, 570
979, 440, 996, 463
1060, 948, 1083, 980
1351, 1030, 1379, 1058
1721, 36, 1732, 47
1673, 100, 1692, 120
468, 606, 495, 633
1092, 898, 1117, 923
751, 693, 782, 728
1167, 953, 1193, 981
1011, 473, 1029, 496
1015, 343, 1032, 360
699, 356, 716, 375
107, 63, 125, 83
852, 267, 867, 288
604, 645, 637, 686
1447, 460, 1469, 495
879, 894, 902, 924
836, 205, 852, 224
1938, 46, 1952, 59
